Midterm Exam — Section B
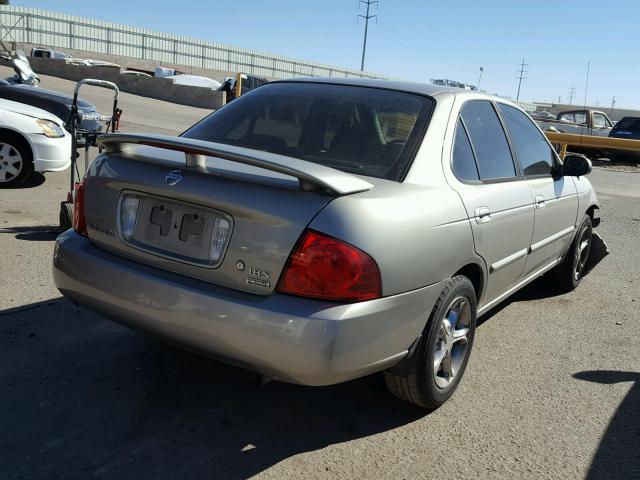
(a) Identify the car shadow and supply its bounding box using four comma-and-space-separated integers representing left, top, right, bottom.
1, 172, 46, 189
573, 370, 640, 480
479, 231, 609, 326
0, 233, 611, 478
0, 298, 427, 479
0, 225, 60, 241
582, 231, 609, 277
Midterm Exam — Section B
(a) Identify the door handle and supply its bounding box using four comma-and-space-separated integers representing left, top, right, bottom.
475, 206, 491, 224
535, 195, 546, 208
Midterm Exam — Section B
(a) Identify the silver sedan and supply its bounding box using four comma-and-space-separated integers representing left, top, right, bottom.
52, 78, 599, 408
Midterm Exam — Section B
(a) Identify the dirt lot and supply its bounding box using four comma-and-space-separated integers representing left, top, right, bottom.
1, 72, 639, 480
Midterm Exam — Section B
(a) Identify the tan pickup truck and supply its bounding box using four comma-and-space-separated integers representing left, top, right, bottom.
534, 109, 614, 137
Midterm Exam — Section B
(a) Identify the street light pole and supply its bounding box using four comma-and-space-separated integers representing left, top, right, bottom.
477, 66, 484, 90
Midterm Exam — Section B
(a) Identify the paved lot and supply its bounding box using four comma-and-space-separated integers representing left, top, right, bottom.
1, 73, 639, 479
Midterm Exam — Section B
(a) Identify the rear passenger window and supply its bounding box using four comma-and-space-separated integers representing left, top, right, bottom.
593, 113, 608, 128
452, 119, 479, 181
460, 101, 516, 181
498, 104, 555, 177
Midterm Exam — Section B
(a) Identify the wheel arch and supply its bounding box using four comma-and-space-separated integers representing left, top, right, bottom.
0, 127, 35, 161
452, 262, 485, 304
586, 204, 600, 227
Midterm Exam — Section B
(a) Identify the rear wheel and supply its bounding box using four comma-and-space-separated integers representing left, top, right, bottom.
384, 276, 477, 408
549, 214, 592, 292
0, 132, 33, 188
59, 201, 73, 232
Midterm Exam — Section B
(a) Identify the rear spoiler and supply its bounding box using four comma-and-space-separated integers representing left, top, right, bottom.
97, 133, 373, 195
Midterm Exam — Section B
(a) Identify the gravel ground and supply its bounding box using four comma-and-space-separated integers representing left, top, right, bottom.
0, 72, 639, 480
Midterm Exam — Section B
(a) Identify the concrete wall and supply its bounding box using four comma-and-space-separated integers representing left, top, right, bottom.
20, 43, 246, 82
25, 57, 226, 109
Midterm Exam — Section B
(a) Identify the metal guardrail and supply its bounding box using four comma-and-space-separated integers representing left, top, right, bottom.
545, 131, 640, 159
0, 5, 387, 80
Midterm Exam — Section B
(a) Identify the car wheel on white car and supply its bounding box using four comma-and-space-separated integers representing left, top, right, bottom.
385, 275, 477, 408
0, 132, 33, 187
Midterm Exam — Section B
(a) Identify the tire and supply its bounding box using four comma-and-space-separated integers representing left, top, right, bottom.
0, 132, 34, 188
59, 201, 73, 232
549, 214, 592, 293
384, 276, 477, 408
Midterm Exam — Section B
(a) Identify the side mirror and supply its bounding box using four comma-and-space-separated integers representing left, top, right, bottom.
562, 155, 592, 177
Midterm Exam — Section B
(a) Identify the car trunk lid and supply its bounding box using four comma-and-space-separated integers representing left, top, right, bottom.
83, 134, 373, 295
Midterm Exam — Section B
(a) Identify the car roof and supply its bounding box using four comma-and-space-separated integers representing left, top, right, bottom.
271, 77, 480, 98
266, 77, 531, 114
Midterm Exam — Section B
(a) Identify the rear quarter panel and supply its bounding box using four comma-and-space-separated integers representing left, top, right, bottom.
309, 183, 479, 297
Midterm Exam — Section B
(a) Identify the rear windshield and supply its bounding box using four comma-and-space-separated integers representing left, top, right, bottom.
614, 117, 640, 131
182, 82, 434, 181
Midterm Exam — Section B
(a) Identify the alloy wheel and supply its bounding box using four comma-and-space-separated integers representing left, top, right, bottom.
433, 296, 471, 389
574, 226, 592, 281
0, 142, 23, 183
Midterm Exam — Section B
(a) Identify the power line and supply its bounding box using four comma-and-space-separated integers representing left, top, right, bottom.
568, 85, 576, 105
382, 24, 476, 77
515, 58, 528, 101
379, 14, 480, 79
388, 15, 477, 70
358, 0, 378, 71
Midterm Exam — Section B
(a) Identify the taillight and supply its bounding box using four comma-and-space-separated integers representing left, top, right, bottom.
277, 230, 381, 302
119, 194, 140, 241
72, 180, 87, 236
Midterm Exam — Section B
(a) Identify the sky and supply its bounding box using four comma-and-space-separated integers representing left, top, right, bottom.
11, 0, 640, 109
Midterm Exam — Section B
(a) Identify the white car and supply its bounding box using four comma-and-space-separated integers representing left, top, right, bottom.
0, 99, 71, 187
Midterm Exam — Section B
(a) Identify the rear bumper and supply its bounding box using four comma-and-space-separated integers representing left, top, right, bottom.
53, 231, 444, 385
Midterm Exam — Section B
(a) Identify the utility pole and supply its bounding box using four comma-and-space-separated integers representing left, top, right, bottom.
358, 0, 378, 72
610, 95, 616, 115
568, 85, 576, 105
515, 59, 528, 101
583, 61, 590, 108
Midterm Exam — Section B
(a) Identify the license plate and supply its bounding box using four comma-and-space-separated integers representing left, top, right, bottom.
118, 192, 232, 268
